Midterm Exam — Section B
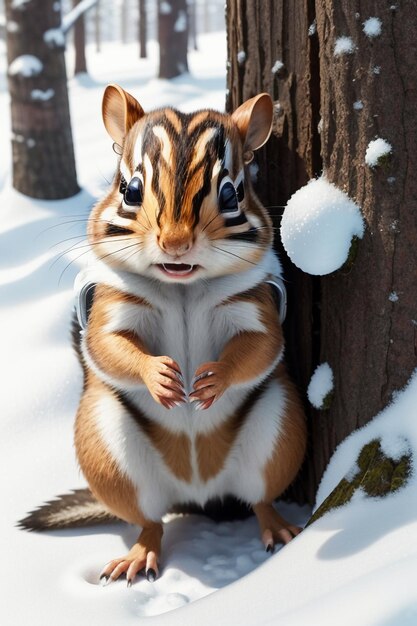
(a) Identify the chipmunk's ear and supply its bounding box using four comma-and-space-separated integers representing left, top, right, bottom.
231, 93, 273, 162
102, 84, 145, 147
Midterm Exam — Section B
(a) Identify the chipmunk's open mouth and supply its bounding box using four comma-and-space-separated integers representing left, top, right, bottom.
157, 263, 200, 278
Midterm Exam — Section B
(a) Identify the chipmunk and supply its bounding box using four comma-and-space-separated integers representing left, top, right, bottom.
20, 85, 306, 586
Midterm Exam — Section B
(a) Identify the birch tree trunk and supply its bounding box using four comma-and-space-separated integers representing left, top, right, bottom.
226, 0, 417, 503
5, 0, 79, 199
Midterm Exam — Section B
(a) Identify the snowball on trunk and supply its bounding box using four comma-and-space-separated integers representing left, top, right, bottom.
363, 17, 382, 38
334, 36, 355, 56
308, 363, 334, 410
365, 138, 392, 167
9, 55, 43, 77
280, 176, 364, 275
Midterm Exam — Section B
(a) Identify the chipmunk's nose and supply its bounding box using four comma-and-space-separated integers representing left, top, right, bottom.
158, 226, 193, 257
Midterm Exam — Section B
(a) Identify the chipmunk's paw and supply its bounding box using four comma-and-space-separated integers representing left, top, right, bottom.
189, 361, 229, 409
142, 356, 185, 409
99, 526, 162, 587
254, 503, 302, 553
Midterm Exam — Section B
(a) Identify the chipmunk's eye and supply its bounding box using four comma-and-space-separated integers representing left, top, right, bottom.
124, 176, 143, 207
218, 177, 239, 215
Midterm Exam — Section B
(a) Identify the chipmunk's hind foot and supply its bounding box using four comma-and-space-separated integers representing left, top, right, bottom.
100, 523, 163, 586
253, 503, 302, 552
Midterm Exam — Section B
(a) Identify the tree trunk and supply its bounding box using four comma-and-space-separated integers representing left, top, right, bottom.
158, 0, 189, 79
95, 0, 101, 53
226, 0, 417, 504
313, 0, 417, 491
226, 0, 320, 503
188, 0, 198, 51
139, 0, 147, 58
73, 0, 88, 74
5, 0, 79, 199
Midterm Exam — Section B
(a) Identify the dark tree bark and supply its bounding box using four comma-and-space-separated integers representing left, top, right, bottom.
227, 0, 320, 503
158, 0, 189, 79
226, 0, 417, 503
5, 0, 79, 199
314, 0, 417, 491
139, 0, 147, 58
73, 0, 88, 74
188, 0, 198, 51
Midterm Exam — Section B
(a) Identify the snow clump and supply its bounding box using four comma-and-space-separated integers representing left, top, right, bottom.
353, 100, 364, 111
9, 55, 43, 77
389, 291, 399, 303
44, 28, 65, 47
308, 363, 334, 409
237, 50, 246, 65
174, 10, 187, 32
363, 17, 382, 38
308, 20, 317, 36
280, 176, 364, 275
365, 138, 392, 167
334, 36, 355, 56
271, 60, 284, 74
11, 0, 31, 9
31, 88, 55, 101
159, 1, 172, 14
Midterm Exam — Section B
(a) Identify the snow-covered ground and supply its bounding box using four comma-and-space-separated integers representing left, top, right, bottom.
2, 31, 417, 626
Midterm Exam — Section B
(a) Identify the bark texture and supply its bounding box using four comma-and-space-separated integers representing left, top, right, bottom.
307, 439, 411, 526
73, 0, 88, 74
226, 0, 417, 503
314, 0, 417, 491
5, 0, 79, 199
139, 0, 147, 58
158, 0, 189, 79
226, 0, 321, 502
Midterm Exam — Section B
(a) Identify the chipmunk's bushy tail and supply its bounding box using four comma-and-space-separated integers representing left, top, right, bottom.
18, 489, 119, 531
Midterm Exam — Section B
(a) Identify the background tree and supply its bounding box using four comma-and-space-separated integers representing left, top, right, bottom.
73, 0, 88, 74
138, 0, 147, 58
226, 0, 417, 503
5, 0, 79, 199
158, 0, 189, 79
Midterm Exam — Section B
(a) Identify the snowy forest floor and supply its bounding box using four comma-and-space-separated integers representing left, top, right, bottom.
1, 32, 417, 626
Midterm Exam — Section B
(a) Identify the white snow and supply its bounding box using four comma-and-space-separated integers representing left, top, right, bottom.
334, 36, 355, 56
159, 1, 172, 15
6, 20, 19, 32
237, 50, 246, 64
31, 88, 55, 101
8, 54, 43, 77
44, 27, 65, 47
308, 20, 317, 36
271, 60, 284, 74
11, 0, 31, 9
280, 176, 364, 275
372, 65, 381, 75
389, 291, 399, 303
363, 17, 382, 38
174, 10, 187, 33
307, 363, 334, 409
62, 0, 98, 34
2, 29, 417, 626
365, 138, 392, 167
353, 100, 363, 110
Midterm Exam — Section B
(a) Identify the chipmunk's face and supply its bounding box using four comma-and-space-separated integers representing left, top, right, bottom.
88, 84, 274, 282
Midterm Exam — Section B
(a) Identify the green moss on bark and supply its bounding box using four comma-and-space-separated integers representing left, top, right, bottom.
306, 439, 411, 527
